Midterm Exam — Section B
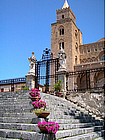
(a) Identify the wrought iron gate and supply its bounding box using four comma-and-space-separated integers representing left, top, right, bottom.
35, 48, 59, 92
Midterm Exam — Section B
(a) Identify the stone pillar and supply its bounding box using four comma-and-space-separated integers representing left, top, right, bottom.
26, 74, 35, 90
57, 69, 67, 98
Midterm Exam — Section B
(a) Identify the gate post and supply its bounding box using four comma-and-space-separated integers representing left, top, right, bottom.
57, 70, 67, 98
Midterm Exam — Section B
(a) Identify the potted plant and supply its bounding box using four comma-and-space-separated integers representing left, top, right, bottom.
54, 80, 63, 97
38, 121, 60, 134
33, 108, 50, 118
32, 100, 50, 118
29, 88, 41, 101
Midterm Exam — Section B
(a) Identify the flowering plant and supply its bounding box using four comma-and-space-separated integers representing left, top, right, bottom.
38, 121, 60, 134
29, 88, 40, 97
32, 100, 46, 109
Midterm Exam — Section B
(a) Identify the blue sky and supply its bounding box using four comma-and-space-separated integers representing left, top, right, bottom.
0, 0, 105, 80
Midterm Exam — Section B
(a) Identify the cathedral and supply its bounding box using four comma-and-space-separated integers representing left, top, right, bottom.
50, 0, 105, 91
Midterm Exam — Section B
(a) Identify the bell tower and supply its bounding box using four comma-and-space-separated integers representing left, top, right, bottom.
51, 0, 83, 72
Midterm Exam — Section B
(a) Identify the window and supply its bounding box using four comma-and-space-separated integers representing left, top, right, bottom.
59, 42, 64, 49
75, 43, 78, 52
59, 27, 64, 35
1, 88, 4, 92
75, 56, 77, 65
62, 15, 64, 19
75, 30, 78, 39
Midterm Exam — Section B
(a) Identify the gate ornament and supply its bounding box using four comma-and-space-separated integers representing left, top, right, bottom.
41, 48, 51, 61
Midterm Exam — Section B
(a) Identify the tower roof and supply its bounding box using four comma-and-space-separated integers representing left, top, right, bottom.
62, 0, 69, 9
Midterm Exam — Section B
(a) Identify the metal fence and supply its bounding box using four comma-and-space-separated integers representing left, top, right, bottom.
0, 77, 26, 92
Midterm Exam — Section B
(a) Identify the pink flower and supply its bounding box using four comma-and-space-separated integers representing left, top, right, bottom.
38, 121, 47, 127
38, 121, 60, 134
29, 88, 40, 97
32, 100, 47, 109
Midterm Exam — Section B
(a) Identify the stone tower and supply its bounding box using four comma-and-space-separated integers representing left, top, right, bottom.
51, 0, 83, 72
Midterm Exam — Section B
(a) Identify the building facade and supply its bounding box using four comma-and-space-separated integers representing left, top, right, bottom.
51, 0, 105, 91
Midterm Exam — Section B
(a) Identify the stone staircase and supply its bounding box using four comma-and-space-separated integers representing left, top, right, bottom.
0, 91, 105, 140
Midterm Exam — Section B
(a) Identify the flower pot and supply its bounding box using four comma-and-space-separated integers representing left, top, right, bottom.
35, 112, 50, 118
29, 96, 41, 101
38, 126, 47, 133
38, 126, 54, 134
55, 92, 63, 97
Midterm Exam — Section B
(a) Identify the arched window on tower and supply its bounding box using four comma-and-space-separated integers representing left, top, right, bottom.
75, 56, 77, 65
59, 26, 64, 35
62, 15, 64, 19
75, 30, 78, 39
75, 43, 78, 52
59, 42, 64, 50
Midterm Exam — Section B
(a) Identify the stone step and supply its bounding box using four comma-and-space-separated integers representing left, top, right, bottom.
45, 101, 80, 109
0, 99, 31, 103
0, 117, 33, 123
58, 132, 100, 140
0, 94, 29, 98
0, 102, 31, 105
0, 122, 101, 131
0, 108, 95, 119
0, 129, 42, 140
52, 118, 103, 126
0, 96, 30, 100
0, 116, 95, 124
47, 106, 89, 114
59, 124, 103, 132
0, 92, 28, 97
0, 113, 36, 118
0, 104, 34, 110
0, 123, 39, 132
0, 112, 94, 121
56, 127, 97, 139
0, 107, 92, 116
48, 114, 94, 120
1, 101, 77, 108
47, 103, 89, 114
0, 127, 101, 140
0, 96, 30, 99
0, 137, 21, 140
35, 118, 95, 124
0, 104, 81, 113
0, 108, 32, 113
0, 109, 93, 120
0, 103, 87, 114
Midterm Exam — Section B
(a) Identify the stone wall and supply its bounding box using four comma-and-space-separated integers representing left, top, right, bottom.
79, 39, 105, 64
66, 91, 105, 119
